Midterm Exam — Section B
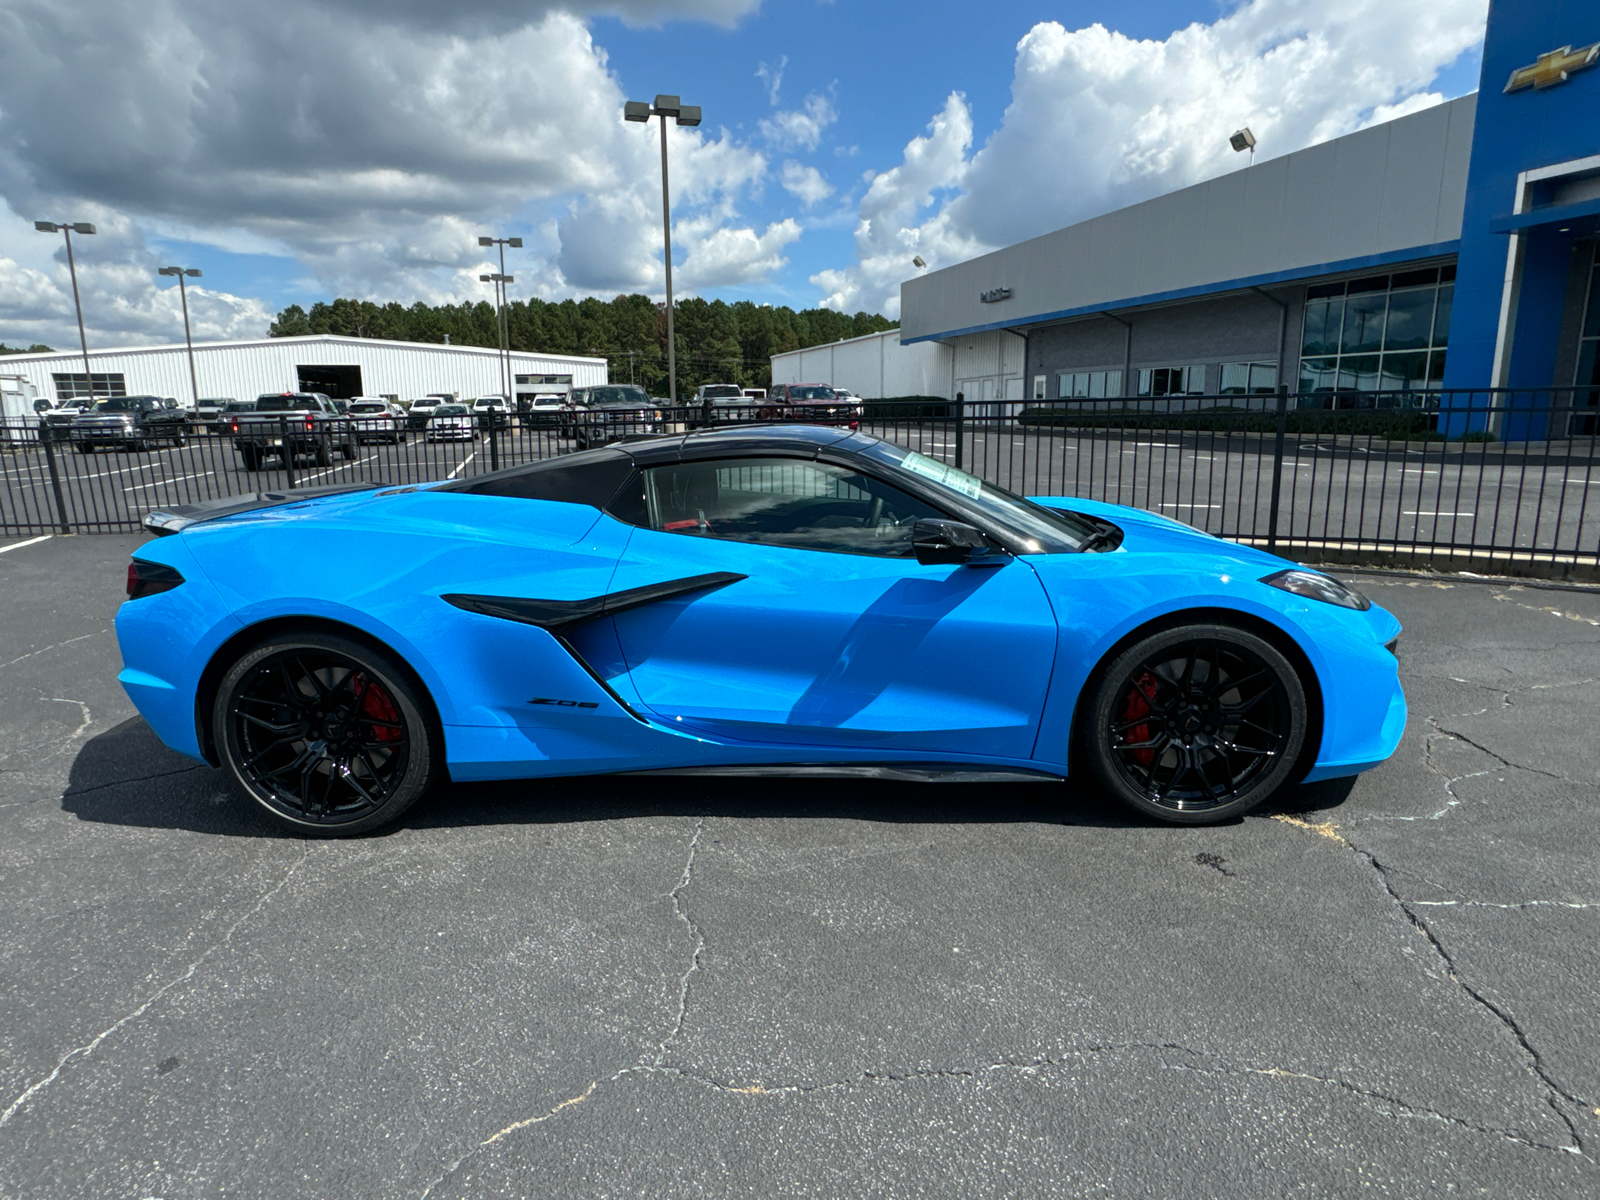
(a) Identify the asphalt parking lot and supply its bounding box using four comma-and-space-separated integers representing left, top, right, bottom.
2, 532, 1598, 1197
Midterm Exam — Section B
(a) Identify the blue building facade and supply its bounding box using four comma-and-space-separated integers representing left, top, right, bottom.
1444, 0, 1600, 435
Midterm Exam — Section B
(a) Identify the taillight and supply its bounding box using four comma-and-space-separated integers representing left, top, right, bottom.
126, 560, 185, 600
304, 416, 315, 431
230, 420, 239, 433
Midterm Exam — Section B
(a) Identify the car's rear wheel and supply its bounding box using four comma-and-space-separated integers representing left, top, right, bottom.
214, 632, 440, 835
239, 445, 261, 471
1079, 624, 1307, 824
77, 443, 93, 454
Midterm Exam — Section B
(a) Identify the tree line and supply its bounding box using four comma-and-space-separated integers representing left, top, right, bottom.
0, 343, 53, 355
268, 295, 896, 394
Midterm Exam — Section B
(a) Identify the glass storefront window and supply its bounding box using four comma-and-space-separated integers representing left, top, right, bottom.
1300, 265, 1453, 395
1432, 283, 1454, 348
1378, 351, 1430, 391
1301, 296, 1344, 357
1299, 357, 1338, 393
1341, 287, 1388, 355
1337, 355, 1381, 392
1136, 366, 1203, 397
1382, 288, 1436, 351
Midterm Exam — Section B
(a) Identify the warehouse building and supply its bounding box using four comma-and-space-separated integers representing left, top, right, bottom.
770, 327, 953, 399
803, 0, 1597, 434
3, 335, 607, 407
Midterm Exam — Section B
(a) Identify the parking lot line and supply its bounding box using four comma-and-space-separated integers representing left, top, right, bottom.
0, 534, 52, 554
1403, 510, 1475, 517
447, 450, 478, 479
123, 471, 215, 493
298, 454, 379, 486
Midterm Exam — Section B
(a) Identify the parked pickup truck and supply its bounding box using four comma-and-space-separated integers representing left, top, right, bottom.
73, 395, 190, 452
230, 392, 357, 470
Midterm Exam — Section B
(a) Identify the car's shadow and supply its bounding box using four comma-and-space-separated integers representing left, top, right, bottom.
62, 717, 1357, 839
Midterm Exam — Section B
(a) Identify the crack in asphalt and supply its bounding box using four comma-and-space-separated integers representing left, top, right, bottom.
1266, 814, 1592, 1159
419, 818, 709, 1200
59, 764, 210, 799
0, 844, 312, 1130
420, 1040, 1587, 1195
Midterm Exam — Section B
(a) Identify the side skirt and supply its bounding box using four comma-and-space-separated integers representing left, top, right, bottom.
623, 763, 1065, 784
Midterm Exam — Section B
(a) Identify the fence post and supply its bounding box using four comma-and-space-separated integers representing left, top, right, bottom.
953, 395, 965, 470
281, 414, 296, 490
488, 416, 500, 472
1266, 383, 1288, 552
39, 428, 72, 535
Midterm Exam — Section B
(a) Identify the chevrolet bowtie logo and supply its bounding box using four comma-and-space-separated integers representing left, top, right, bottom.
1504, 42, 1600, 93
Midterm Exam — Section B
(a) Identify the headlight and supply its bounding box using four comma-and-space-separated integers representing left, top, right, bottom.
1260, 569, 1371, 611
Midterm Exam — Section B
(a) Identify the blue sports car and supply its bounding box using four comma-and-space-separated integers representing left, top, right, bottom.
118, 425, 1405, 834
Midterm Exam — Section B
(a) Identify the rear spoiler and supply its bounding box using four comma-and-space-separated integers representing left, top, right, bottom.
142, 481, 389, 536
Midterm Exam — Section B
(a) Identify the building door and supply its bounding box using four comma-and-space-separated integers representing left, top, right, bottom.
297, 365, 363, 400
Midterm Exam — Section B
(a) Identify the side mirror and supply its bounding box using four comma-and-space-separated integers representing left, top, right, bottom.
913, 519, 1002, 566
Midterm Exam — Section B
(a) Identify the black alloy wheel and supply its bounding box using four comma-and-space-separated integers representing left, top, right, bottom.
1080, 623, 1307, 824
214, 632, 439, 834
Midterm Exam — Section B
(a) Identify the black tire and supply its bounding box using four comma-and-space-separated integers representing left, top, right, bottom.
77, 442, 94, 454
314, 438, 332, 467
341, 441, 356, 460
1078, 623, 1307, 824
240, 445, 261, 471
213, 631, 441, 835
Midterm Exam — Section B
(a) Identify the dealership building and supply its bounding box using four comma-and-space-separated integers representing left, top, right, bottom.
830, 0, 1599, 431
1, 334, 607, 407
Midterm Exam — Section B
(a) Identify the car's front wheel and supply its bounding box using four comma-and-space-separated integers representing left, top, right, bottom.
214, 632, 441, 835
1079, 624, 1307, 824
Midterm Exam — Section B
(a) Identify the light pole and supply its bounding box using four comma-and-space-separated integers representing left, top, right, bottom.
479, 271, 515, 403
478, 235, 521, 404
625, 95, 701, 404
34, 221, 96, 400
158, 266, 202, 408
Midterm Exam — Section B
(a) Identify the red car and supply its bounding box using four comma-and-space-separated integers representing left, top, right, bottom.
764, 382, 862, 427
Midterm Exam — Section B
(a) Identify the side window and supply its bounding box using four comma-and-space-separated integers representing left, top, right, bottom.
639, 457, 950, 558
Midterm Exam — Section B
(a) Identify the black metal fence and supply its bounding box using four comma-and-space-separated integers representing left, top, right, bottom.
3, 388, 1599, 579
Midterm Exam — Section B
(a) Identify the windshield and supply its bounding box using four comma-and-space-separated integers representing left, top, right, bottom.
412, 397, 439, 407
789, 386, 836, 401
702, 385, 742, 398
436, 404, 469, 415
256, 395, 318, 412
859, 442, 1099, 554
224, 401, 255, 412
349, 403, 387, 413
587, 387, 650, 407
94, 398, 143, 412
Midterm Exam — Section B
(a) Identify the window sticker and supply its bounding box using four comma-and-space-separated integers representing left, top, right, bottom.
898, 450, 984, 498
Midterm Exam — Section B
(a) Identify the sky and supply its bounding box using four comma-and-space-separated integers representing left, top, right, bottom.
0, 0, 1489, 351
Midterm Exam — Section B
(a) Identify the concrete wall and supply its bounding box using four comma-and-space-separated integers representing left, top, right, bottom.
770, 329, 952, 398
900, 94, 1477, 344
2, 336, 608, 404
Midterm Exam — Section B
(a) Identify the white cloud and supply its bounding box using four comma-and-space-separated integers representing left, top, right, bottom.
780, 161, 834, 207
756, 55, 788, 105
759, 93, 838, 151
1, 211, 273, 348
0, 0, 785, 340
816, 0, 1488, 315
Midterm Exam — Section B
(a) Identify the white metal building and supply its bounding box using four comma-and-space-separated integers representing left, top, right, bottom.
1, 335, 608, 405
769, 328, 955, 400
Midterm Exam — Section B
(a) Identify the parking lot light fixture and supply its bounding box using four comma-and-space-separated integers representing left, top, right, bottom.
158, 266, 203, 409
625, 94, 701, 404
35, 220, 97, 400
1230, 127, 1257, 166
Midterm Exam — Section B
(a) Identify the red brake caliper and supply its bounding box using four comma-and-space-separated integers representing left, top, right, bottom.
357, 675, 402, 743
1120, 672, 1158, 766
